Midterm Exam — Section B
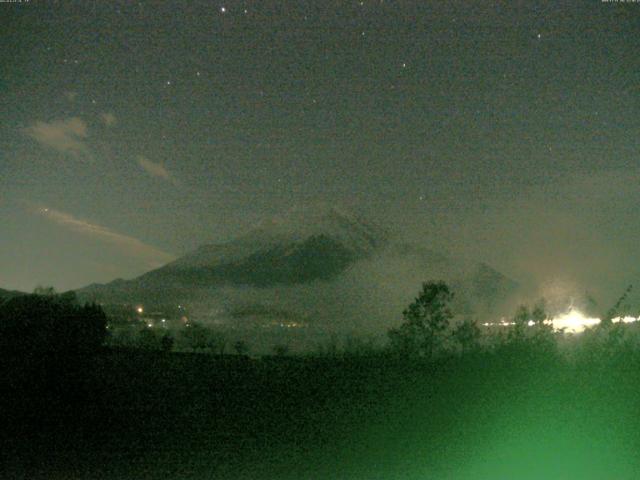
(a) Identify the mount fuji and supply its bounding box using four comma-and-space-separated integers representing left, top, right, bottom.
77, 205, 518, 331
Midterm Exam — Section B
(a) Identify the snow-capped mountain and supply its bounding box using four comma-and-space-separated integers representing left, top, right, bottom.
123, 205, 389, 289
77, 205, 518, 329
167, 205, 388, 272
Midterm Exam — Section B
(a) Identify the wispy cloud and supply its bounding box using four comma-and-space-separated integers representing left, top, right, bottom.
35, 206, 176, 266
137, 155, 179, 185
24, 117, 90, 158
100, 112, 117, 127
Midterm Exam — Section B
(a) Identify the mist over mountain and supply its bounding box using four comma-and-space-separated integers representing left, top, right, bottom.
77, 206, 518, 332
156, 205, 387, 287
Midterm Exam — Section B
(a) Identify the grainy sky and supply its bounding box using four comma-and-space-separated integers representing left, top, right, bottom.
1, 0, 639, 301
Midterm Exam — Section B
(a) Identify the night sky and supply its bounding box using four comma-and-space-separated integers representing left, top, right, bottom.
1, 1, 639, 301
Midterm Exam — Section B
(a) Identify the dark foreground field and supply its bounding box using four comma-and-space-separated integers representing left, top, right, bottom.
3, 348, 640, 480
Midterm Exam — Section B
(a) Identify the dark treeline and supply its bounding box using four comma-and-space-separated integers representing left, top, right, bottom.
97, 281, 640, 362
0, 288, 106, 355
3, 284, 640, 479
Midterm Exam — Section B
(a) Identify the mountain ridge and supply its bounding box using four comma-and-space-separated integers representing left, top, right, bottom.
76, 206, 518, 325
0, 288, 26, 302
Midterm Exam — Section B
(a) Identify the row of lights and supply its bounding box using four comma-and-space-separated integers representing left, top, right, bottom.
482, 309, 640, 334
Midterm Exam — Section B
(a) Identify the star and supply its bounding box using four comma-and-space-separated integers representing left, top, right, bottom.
220, 6, 226, 13
537, 33, 541, 39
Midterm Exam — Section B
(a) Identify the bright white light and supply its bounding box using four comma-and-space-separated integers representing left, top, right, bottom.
482, 309, 639, 334
136, 306, 143, 314
550, 309, 600, 333
613, 316, 637, 324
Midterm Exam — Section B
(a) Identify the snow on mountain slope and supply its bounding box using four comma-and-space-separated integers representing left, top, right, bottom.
76, 205, 518, 328
169, 205, 388, 270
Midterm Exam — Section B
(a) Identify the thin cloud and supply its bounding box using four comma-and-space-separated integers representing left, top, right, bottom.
36, 206, 176, 266
137, 155, 179, 185
100, 112, 117, 127
24, 117, 90, 157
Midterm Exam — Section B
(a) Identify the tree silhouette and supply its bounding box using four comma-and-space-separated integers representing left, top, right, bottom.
451, 317, 481, 354
531, 300, 547, 325
178, 323, 227, 355
273, 344, 290, 357
179, 322, 209, 351
161, 334, 175, 352
0, 290, 107, 354
602, 284, 633, 326
137, 327, 161, 350
503, 301, 556, 355
233, 340, 249, 356
508, 304, 530, 344
388, 281, 454, 359
529, 300, 556, 352
206, 330, 227, 356
33, 285, 57, 296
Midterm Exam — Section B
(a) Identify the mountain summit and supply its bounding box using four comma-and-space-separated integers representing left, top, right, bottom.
80, 206, 389, 301
77, 206, 517, 326
157, 205, 388, 287
248, 204, 388, 253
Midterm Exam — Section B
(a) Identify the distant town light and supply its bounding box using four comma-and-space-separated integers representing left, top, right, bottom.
480, 308, 638, 334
